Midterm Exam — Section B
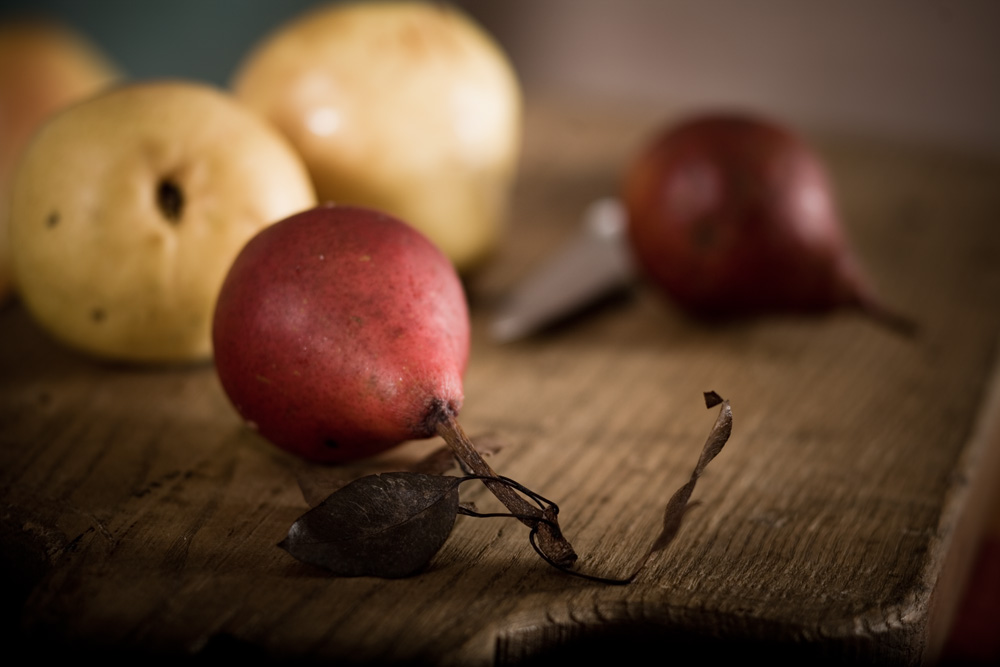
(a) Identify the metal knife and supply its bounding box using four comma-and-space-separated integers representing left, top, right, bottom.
491, 197, 636, 343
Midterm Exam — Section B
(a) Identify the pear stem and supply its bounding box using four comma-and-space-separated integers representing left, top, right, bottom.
434, 412, 578, 566
838, 255, 919, 338
853, 288, 919, 338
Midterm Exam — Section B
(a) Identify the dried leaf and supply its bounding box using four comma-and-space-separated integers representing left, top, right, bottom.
279, 472, 462, 578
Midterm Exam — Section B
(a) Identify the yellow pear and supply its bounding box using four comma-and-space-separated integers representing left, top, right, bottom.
0, 18, 120, 304
232, 1, 522, 273
10, 80, 317, 363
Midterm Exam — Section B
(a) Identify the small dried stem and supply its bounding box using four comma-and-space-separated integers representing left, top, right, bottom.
435, 412, 577, 566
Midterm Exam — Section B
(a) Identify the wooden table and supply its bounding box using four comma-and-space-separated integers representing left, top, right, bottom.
2, 99, 999, 665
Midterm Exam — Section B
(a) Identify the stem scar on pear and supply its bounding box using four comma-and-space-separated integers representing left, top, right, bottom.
157, 178, 184, 223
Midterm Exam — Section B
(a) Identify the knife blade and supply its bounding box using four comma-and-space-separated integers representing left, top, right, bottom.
491, 197, 637, 342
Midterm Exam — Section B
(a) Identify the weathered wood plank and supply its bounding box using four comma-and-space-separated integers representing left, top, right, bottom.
2, 100, 999, 665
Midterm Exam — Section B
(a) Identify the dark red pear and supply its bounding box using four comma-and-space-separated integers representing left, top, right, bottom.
622, 113, 912, 332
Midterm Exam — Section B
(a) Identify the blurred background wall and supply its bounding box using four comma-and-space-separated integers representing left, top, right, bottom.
2, 0, 998, 155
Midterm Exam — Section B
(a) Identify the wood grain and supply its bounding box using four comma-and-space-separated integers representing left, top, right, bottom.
2, 100, 999, 665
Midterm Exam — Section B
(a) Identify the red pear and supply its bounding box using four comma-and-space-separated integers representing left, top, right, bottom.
213, 203, 576, 564
212, 204, 469, 464
623, 113, 912, 332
